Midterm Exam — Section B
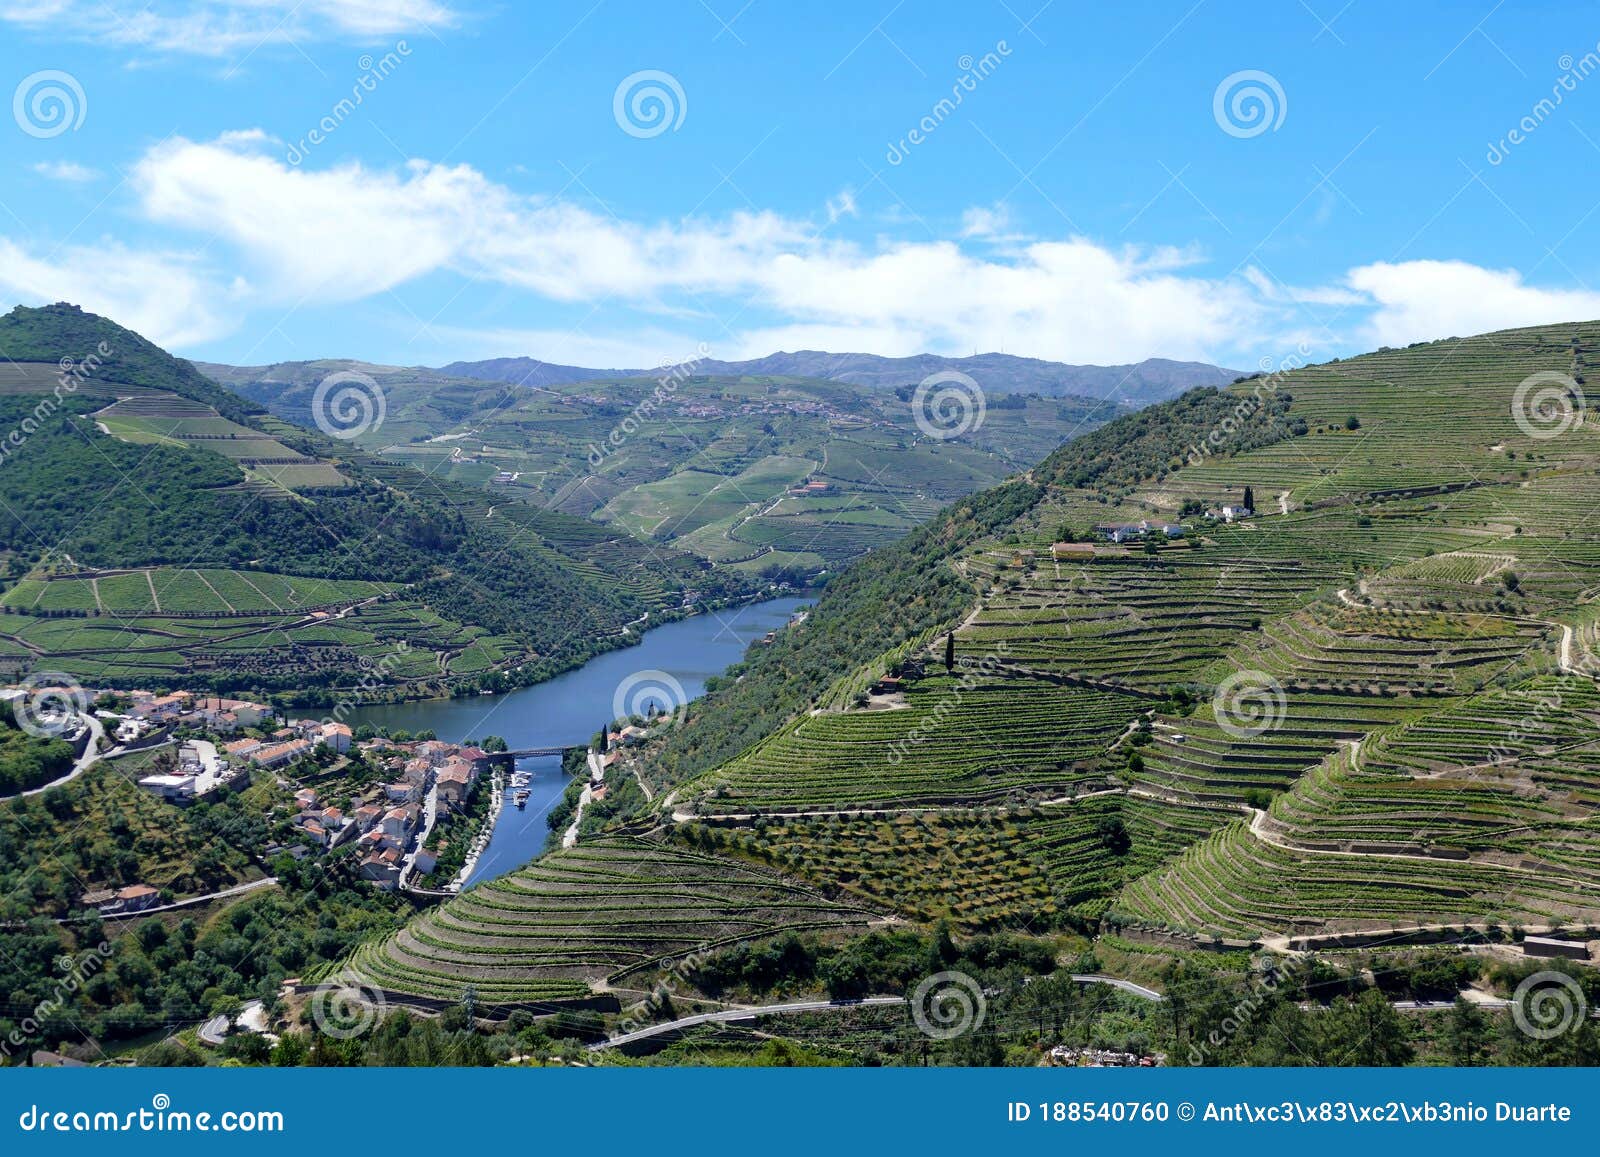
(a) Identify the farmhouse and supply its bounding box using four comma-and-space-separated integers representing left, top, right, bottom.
112, 884, 160, 913
360, 854, 401, 889
1096, 521, 1149, 543
129, 691, 191, 722
250, 739, 313, 768
192, 696, 273, 731
436, 765, 473, 804
317, 722, 353, 752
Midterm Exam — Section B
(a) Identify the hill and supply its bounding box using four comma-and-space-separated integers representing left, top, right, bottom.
206, 358, 1131, 575
0, 304, 744, 698
352, 317, 1600, 1008
436, 349, 1240, 405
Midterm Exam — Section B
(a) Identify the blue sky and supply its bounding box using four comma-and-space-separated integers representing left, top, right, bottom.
3, 0, 1600, 372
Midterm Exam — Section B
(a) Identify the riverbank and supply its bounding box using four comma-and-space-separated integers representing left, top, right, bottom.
450, 764, 505, 889
280, 586, 816, 715
349, 595, 811, 888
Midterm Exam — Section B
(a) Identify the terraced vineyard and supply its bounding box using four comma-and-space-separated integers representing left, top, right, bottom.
216, 357, 1128, 575
347, 836, 874, 1002
354, 318, 1600, 1010
95, 392, 352, 495
0, 304, 744, 695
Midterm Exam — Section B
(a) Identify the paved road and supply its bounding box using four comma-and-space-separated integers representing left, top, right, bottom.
92, 877, 279, 922
198, 999, 265, 1047
589, 976, 1165, 1051
18, 712, 115, 797
590, 996, 908, 1051
401, 782, 440, 889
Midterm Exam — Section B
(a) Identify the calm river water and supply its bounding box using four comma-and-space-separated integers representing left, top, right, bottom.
347, 595, 808, 886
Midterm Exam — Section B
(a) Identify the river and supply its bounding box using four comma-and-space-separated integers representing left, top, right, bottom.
347, 595, 809, 887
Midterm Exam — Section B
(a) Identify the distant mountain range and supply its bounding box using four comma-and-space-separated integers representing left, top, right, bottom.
436, 350, 1243, 406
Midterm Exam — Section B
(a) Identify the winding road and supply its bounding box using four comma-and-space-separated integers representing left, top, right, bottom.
588, 975, 1165, 1051
19, 712, 115, 797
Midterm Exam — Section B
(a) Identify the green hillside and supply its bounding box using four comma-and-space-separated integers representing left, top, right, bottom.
210, 357, 1124, 576
354, 318, 1600, 1005
0, 304, 745, 697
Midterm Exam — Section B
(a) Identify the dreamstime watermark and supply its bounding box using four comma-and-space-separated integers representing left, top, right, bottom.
912, 370, 986, 440
16, 1094, 283, 1133
910, 970, 986, 1039
308, 974, 387, 1039
312, 370, 386, 441
1485, 668, 1590, 767
1183, 342, 1312, 466
1186, 956, 1305, 1065
586, 344, 710, 467
1511, 970, 1587, 1040
0, 342, 112, 468
13, 69, 86, 138
2, 941, 114, 1057
1487, 47, 1600, 165
613, 669, 689, 729
1511, 371, 1585, 440
887, 644, 1009, 764
322, 642, 411, 728
886, 42, 1012, 165
1212, 70, 1286, 139
287, 42, 412, 165
613, 70, 687, 138
614, 949, 709, 1038
9, 671, 90, 739
1212, 668, 1286, 739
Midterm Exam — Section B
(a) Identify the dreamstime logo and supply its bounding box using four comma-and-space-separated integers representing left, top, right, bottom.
1512, 970, 1587, 1040
612, 669, 689, 728
13, 70, 87, 138
1511, 371, 1585, 440
885, 41, 1012, 165
1212, 70, 1286, 139
586, 343, 710, 467
286, 40, 412, 165
3, 941, 113, 1057
912, 371, 986, 440
1184, 341, 1312, 467
312, 370, 386, 441
1487, 45, 1600, 165
910, 970, 986, 1040
613, 70, 687, 138
1212, 669, 1286, 739
308, 977, 386, 1039
12, 671, 89, 739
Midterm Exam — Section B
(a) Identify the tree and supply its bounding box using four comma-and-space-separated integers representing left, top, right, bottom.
1321, 990, 1412, 1066
1445, 997, 1491, 1066
1242, 485, 1255, 512
944, 632, 955, 673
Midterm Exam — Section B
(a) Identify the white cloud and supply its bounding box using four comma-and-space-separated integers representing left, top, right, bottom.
31, 160, 99, 183
1348, 260, 1600, 348
824, 189, 858, 226
126, 133, 1263, 364
15, 130, 1597, 367
0, 0, 457, 56
959, 204, 1020, 241
0, 238, 241, 347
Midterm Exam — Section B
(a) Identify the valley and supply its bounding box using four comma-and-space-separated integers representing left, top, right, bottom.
7, 305, 1600, 1070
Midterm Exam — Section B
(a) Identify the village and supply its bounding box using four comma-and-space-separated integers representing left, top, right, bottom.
71, 688, 499, 910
